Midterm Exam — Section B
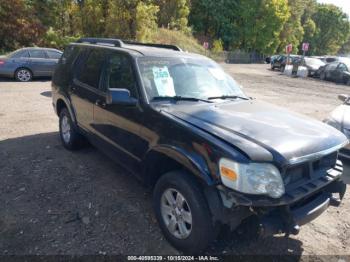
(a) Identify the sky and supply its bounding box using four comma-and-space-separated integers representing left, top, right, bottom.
318, 0, 350, 17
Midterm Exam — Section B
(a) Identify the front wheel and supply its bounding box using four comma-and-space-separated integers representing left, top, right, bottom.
153, 171, 218, 253
15, 68, 32, 82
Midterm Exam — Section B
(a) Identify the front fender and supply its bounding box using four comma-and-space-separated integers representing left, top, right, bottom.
145, 144, 215, 186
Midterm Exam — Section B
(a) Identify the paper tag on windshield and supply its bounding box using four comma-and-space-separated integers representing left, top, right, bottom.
152, 66, 176, 96
208, 68, 226, 80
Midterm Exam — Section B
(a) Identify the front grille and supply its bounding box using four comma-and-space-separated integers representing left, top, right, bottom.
283, 152, 339, 187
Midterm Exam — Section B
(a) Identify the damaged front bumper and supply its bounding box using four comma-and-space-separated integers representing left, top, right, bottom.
209, 160, 347, 237
258, 179, 346, 237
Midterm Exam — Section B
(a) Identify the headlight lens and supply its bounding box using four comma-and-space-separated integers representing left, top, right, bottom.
219, 158, 285, 198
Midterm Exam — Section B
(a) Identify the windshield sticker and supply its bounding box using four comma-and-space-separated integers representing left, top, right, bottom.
152, 66, 176, 96
208, 68, 226, 81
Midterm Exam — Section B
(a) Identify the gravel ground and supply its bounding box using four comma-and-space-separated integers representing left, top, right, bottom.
0, 64, 349, 257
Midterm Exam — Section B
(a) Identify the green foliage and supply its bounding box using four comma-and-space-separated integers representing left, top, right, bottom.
135, 2, 159, 42
153, 28, 205, 53
155, 0, 190, 32
306, 4, 350, 55
0, 0, 349, 56
42, 27, 79, 49
211, 39, 223, 53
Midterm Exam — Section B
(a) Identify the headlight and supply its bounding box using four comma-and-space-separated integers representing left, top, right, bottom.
219, 158, 285, 198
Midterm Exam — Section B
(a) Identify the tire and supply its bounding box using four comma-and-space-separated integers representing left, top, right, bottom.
15, 68, 32, 82
59, 108, 84, 150
320, 72, 326, 81
271, 64, 274, 70
153, 171, 218, 253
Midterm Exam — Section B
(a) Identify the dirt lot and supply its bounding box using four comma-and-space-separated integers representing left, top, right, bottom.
0, 64, 350, 257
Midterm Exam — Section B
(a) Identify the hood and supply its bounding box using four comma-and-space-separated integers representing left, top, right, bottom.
162, 100, 348, 164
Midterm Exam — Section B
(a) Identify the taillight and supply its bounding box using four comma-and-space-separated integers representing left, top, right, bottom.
0, 60, 5, 65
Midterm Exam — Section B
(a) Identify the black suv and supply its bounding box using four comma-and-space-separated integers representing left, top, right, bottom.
52, 38, 348, 253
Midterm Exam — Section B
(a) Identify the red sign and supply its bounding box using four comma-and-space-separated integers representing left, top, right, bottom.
203, 42, 209, 49
286, 44, 293, 54
302, 42, 309, 52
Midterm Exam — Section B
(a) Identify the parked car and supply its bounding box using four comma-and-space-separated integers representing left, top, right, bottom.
0, 47, 62, 82
319, 59, 350, 85
324, 94, 350, 159
303, 57, 325, 77
265, 54, 279, 64
52, 38, 348, 253
271, 54, 299, 72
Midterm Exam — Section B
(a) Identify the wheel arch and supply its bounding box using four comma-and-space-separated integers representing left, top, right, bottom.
55, 96, 77, 125
14, 67, 33, 79
142, 145, 214, 189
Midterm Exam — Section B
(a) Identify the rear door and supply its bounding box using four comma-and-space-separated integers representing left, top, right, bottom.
44, 50, 62, 75
70, 48, 107, 131
28, 49, 52, 76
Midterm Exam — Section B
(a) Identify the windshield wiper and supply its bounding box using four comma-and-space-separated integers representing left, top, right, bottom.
207, 95, 249, 100
152, 96, 213, 103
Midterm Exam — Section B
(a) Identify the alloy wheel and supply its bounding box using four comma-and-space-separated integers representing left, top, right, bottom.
160, 188, 192, 239
17, 69, 31, 82
61, 115, 71, 144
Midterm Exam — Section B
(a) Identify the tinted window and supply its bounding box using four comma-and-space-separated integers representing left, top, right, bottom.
327, 63, 338, 70
104, 53, 138, 97
29, 50, 47, 58
78, 49, 106, 88
47, 50, 62, 59
11, 50, 29, 58
338, 63, 348, 71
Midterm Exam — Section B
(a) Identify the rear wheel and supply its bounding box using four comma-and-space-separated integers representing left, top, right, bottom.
59, 108, 84, 150
153, 171, 218, 253
15, 68, 32, 82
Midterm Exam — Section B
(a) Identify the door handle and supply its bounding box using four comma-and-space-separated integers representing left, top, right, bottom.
95, 99, 106, 108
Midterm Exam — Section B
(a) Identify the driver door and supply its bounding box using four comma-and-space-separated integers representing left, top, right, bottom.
92, 51, 145, 174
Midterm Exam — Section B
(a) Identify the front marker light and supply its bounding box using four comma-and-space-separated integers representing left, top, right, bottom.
219, 158, 285, 198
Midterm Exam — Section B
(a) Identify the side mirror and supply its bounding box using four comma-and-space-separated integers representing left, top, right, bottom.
106, 88, 137, 106
338, 94, 349, 103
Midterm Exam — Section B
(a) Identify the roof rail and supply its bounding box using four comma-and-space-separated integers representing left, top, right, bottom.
77, 38, 123, 47
123, 41, 182, 51
76, 37, 182, 52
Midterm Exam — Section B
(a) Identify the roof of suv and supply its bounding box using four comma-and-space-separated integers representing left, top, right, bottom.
74, 37, 207, 59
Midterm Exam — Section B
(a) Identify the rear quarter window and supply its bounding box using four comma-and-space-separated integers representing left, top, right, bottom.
77, 49, 107, 88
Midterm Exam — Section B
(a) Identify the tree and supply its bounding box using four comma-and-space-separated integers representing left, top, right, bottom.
233, 0, 289, 54
307, 4, 350, 55
0, 0, 44, 51
277, 0, 308, 53
155, 0, 190, 32
135, 1, 159, 41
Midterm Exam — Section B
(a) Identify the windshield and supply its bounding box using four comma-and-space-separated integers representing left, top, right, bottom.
137, 56, 247, 101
